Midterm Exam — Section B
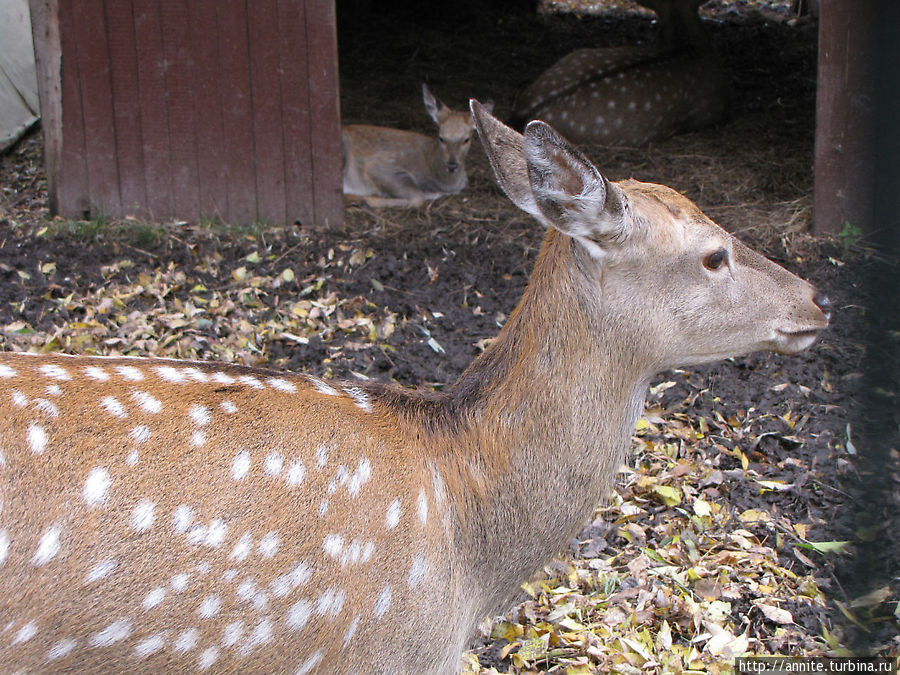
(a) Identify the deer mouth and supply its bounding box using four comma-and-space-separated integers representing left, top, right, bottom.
772, 327, 823, 354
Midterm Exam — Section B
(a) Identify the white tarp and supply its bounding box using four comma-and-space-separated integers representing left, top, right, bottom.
0, 0, 40, 153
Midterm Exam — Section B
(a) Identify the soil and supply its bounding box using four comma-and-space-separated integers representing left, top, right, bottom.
1, 0, 897, 665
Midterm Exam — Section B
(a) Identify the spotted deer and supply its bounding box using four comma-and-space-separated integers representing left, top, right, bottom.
0, 102, 829, 674
342, 84, 492, 208
514, 0, 726, 145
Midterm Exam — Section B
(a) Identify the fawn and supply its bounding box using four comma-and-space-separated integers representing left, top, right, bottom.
342, 84, 492, 208
0, 102, 829, 674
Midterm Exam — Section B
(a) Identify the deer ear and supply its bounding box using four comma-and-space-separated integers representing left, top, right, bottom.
422, 84, 446, 125
469, 99, 552, 227
523, 120, 631, 252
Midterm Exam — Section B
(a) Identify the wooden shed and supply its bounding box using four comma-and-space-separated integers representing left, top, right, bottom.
28, 0, 343, 228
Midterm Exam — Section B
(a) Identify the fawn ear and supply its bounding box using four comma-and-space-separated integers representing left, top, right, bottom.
523, 120, 631, 254
470, 99, 551, 227
423, 83, 448, 125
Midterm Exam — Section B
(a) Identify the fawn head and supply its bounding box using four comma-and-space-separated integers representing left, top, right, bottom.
471, 100, 830, 371
422, 84, 491, 175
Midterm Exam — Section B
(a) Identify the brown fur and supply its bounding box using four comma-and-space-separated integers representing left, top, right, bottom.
0, 106, 829, 674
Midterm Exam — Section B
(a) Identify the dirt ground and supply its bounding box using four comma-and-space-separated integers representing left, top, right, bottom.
1, 1, 898, 669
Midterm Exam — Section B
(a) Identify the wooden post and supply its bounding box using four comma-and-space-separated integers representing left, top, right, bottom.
813, 0, 878, 235
28, 0, 343, 228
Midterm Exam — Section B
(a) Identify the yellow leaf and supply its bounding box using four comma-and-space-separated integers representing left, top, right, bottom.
652, 485, 682, 507
738, 508, 770, 525
281, 268, 295, 282
517, 636, 548, 661
693, 499, 712, 517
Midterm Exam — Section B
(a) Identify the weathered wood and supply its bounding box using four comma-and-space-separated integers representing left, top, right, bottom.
278, 0, 315, 225
29, 0, 343, 227
306, 0, 343, 227
105, 0, 148, 214
248, 0, 288, 226
813, 0, 877, 234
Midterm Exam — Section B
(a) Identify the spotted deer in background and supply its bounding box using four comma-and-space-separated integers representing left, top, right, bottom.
342, 84, 492, 207
0, 102, 830, 674
514, 0, 727, 145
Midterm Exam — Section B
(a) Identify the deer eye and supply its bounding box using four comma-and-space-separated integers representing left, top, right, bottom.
703, 248, 728, 271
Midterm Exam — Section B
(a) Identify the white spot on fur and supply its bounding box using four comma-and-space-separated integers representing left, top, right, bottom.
323, 534, 343, 559
409, 553, 428, 587
155, 366, 185, 383
386, 499, 401, 530
343, 615, 360, 647
11, 390, 27, 407
90, 619, 132, 647
39, 364, 70, 380
184, 367, 209, 383
132, 500, 156, 531
308, 376, 338, 396
130, 425, 151, 443
142, 587, 166, 610
286, 600, 312, 631
47, 638, 77, 660
264, 452, 283, 477
116, 366, 144, 381
33, 398, 59, 417
198, 646, 219, 670
374, 585, 392, 619
239, 375, 264, 389
285, 460, 305, 487
417, 489, 428, 526
231, 533, 252, 561
189, 405, 211, 426
316, 444, 329, 467
131, 390, 162, 414
171, 572, 189, 592
220, 400, 238, 413
0, 530, 8, 566
83, 467, 111, 507
33, 526, 60, 565
232, 450, 251, 480
223, 621, 244, 647
27, 423, 47, 454
134, 631, 166, 657
173, 505, 193, 534
0, 365, 17, 378
198, 595, 221, 618
344, 386, 372, 412
13, 621, 37, 644
316, 586, 345, 618
295, 650, 323, 675
205, 519, 227, 547
84, 366, 109, 381
100, 396, 127, 418
191, 430, 206, 447
85, 558, 117, 582
347, 457, 372, 497
212, 372, 235, 385
258, 532, 280, 557
174, 627, 199, 653
267, 377, 296, 393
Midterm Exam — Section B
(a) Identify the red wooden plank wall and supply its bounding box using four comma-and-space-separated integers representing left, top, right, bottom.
29, 0, 343, 228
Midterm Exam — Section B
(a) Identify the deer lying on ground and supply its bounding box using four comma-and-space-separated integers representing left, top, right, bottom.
342, 84, 491, 208
514, 0, 726, 145
0, 102, 829, 674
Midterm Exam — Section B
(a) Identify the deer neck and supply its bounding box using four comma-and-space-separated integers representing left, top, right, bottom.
433, 230, 654, 615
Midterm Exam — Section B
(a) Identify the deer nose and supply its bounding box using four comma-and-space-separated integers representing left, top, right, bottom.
813, 291, 832, 322
447, 161, 458, 173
